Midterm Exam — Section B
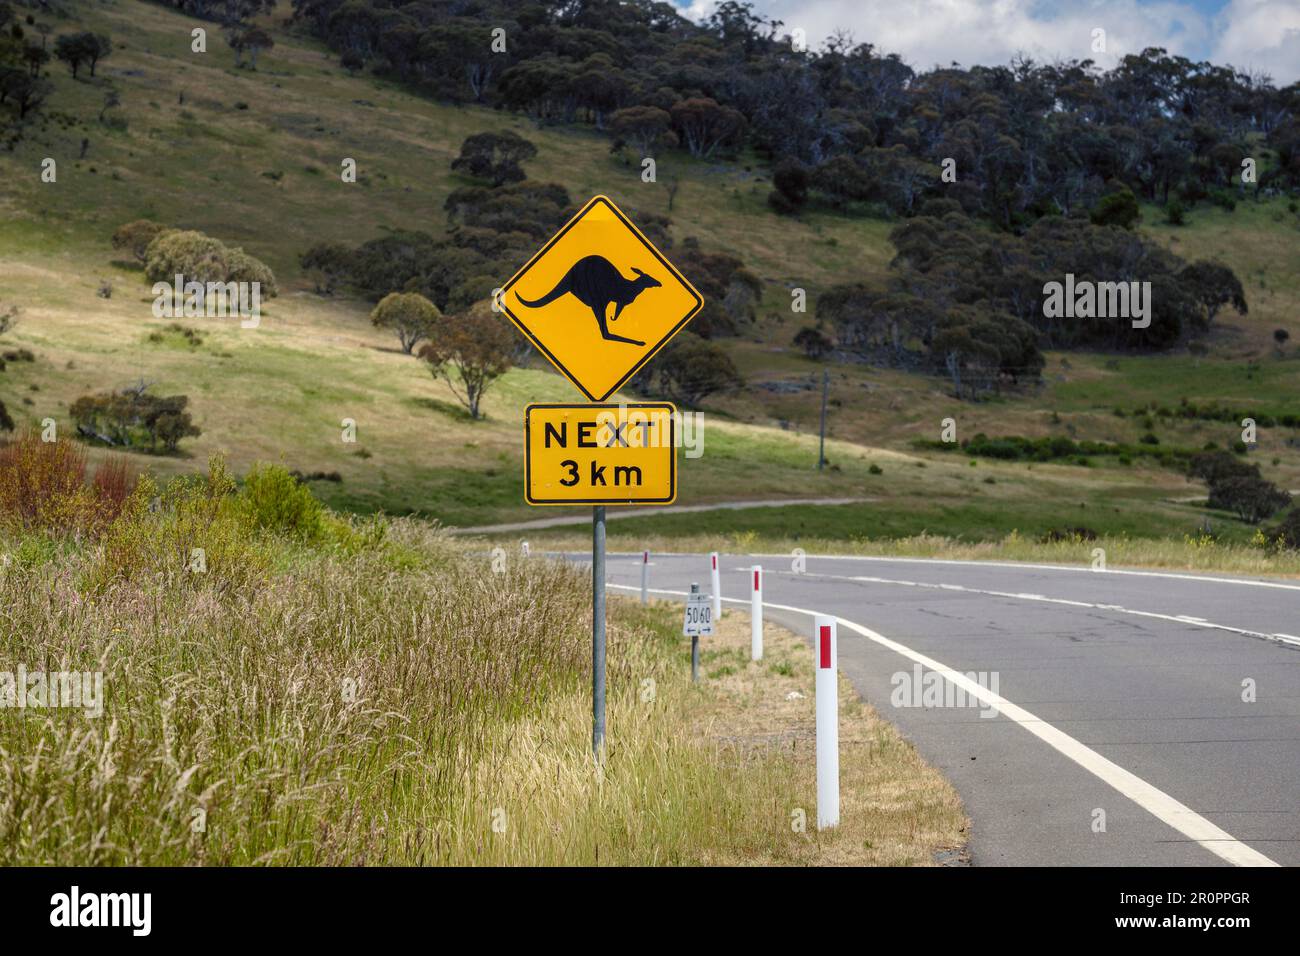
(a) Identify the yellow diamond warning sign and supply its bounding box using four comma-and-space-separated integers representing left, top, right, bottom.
500, 195, 703, 402
525, 403, 676, 505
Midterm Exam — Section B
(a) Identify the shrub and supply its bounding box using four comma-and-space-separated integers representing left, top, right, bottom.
1187, 450, 1257, 486
0, 429, 88, 534
769, 159, 809, 213
300, 242, 352, 295
1209, 476, 1291, 523
238, 463, 326, 540
111, 219, 169, 263
1089, 186, 1140, 229
143, 229, 278, 298
1208, 188, 1237, 212
224, 246, 279, 297
1040, 526, 1098, 543
90, 456, 138, 516
793, 326, 833, 359
919, 198, 964, 217
90, 457, 269, 592
1272, 508, 1300, 549
144, 229, 227, 283
0, 429, 135, 538
450, 130, 537, 186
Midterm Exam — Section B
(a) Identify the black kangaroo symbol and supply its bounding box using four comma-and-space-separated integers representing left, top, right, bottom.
516, 255, 661, 346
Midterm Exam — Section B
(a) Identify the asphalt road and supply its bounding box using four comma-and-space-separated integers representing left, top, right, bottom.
560, 550, 1300, 867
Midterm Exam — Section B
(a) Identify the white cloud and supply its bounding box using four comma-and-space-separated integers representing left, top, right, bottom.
683, 0, 1299, 83
1211, 0, 1300, 83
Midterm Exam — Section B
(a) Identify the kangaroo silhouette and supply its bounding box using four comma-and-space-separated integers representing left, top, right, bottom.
516, 255, 661, 346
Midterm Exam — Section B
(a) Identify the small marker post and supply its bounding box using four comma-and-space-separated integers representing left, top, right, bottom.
689, 583, 701, 683
750, 566, 763, 661
640, 550, 649, 604
814, 615, 839, 829
710, 552, 721, 622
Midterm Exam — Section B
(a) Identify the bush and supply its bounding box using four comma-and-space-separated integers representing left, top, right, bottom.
238, 463, 326, 540
450, 130, 537, 186
1272, 508, 1300, 549
925, 432, 1202, 468
90, 457, 268, 592
1208, 476, 1291, 523
1165, 199, 1185, 225
0, 429, 136, 538
919, 198, 963, 217
300, 242, 352, 295
768, 159, 809, 214
793, 326, 833, 359
1188, 450, 1257, 486
144, 229, 227, 283
224, 246, 279, 297
1208, 188, 1237, 212
144, 229, 278, 297
0, 429, 87, 534
1089, 186, 1140, 229
1040, 526, 1098, 543
111, 219, 169, 263
766, 189, 800, 215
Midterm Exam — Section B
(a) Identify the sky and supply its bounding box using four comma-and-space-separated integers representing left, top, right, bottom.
677, 0, 1300, 84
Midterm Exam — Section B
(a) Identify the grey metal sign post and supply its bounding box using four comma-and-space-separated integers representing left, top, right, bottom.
592, 506, 607, 763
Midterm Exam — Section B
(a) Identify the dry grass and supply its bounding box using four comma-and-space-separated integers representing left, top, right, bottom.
0, 464, 969, 864
688, 607, 969, 866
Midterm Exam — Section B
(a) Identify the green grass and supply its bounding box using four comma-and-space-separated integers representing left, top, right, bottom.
561, 496, 1243, 543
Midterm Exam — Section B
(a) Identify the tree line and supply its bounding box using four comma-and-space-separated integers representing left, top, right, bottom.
287, 0, 1299, 227
808, 204, 1248, 398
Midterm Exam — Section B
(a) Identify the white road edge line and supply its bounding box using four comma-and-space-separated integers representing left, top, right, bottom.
604, 551, 1300, 591
724, 565, 1300, 648
611, 583, 1281, 868
828, 572, 1300, 649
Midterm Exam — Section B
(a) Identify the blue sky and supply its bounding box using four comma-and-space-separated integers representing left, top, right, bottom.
678, 0, 1300, 83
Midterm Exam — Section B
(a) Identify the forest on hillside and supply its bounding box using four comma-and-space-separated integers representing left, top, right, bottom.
4, 0, 1296, 400
278, 0, 1290, 396
276, 0, 1300, 215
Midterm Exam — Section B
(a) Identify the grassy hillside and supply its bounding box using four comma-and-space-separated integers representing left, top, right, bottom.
1, 0, 1297, 550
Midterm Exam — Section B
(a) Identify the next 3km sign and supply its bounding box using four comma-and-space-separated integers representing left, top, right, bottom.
525, 403, 676, 505
508, 196, 701, 762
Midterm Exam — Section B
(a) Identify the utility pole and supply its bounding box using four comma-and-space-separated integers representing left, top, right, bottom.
818, 368, 829, 470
